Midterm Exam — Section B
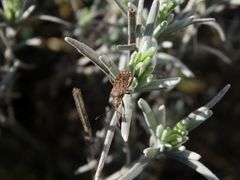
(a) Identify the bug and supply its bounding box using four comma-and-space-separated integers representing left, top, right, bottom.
110, 70, 133, 110
95, 70, 133, 121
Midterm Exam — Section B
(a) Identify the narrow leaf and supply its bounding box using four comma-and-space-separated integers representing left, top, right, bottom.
161, 17, 215, 37
138, 98, 158, 137
166, 149, 201, 161
181, 84, 230, 132
205, 84, 231, 109
183, 107, 213, 132
65, 37, 118, 80
176, 158, 220, 180
156, 124, 164, 138
119, 156, 151, 180
143, 147, 159, 158
155, 105, 166, 127
136, 77, 181, 92
144, 0, 160, 36
121, 94, 134, 142
202, 21, 226, 42
21, 4, 35, 20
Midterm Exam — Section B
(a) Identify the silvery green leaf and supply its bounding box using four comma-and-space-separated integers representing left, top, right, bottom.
137, 66, 154, 86
205, 84, 230, 109
139, 37, 152, 52
153, 20, 168, 37
144, 0, 160, 37
157, 52, 194, 78
21, 4, 35, 20
156, 124, 164, 138
136, 77, 181, 92
121, 94, 134, 142
65, 37, 119, 81
162, 16, 215, 36
156, 105, 166, 127
176, 158, 220, 180
119, 156, 151, 180
183, 107, 213, 132
136, 61, 148, 77
202, 21, 225, 42
138, 98, 158, 137
143, 147, 159, 158
180, 84, 230, 132
166, 149, 201, 161
157, 143, 166, 152
129, 51, 139, 66
149, 135, 156, 147
161, 16, 193, 35
160, 128, 169, 141
140, 38, 158, 58
140, 47, 155, 61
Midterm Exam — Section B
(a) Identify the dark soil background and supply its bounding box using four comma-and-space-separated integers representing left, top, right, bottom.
0, 0, 239, 180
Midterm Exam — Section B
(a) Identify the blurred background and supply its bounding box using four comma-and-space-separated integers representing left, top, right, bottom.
0, 0, 239, 179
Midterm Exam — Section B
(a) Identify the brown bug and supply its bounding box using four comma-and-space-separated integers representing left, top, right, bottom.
110, 70, 133, 110
95, 70, 133, 121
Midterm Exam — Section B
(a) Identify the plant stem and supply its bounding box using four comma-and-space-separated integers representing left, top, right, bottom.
128, 3, 136, 59
94, 111, 121, 180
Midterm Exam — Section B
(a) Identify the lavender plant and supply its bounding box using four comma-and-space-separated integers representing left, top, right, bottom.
120, 84, 230, 180
65, 0, 230, 179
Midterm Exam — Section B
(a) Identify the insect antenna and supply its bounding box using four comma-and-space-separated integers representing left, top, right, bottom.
95, 107, 114, 121
95, 106, 124, 120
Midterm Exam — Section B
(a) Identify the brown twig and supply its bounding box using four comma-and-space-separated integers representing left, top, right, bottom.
72, 88, 93, 143
128, 3, 137, 59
